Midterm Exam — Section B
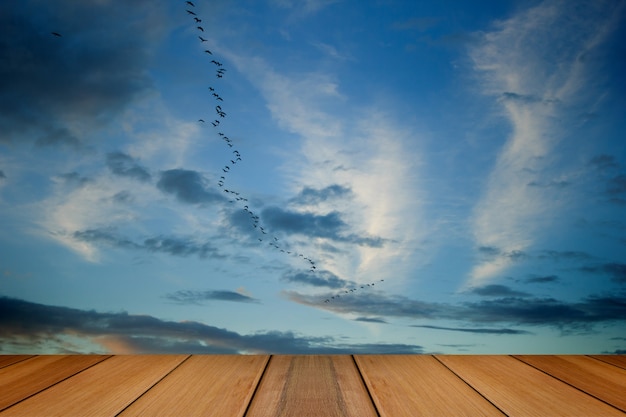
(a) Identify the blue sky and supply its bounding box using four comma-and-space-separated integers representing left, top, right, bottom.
1, 0, 625, 354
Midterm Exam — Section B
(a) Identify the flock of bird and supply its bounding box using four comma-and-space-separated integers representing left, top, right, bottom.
181, 1, 388, 303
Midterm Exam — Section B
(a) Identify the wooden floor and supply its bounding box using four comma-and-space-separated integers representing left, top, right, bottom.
0, 355, 624, 416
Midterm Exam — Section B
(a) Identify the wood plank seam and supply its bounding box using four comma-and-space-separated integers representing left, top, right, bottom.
114, 354, 192, 417
0, 356, 34, 370
242, 354, 274, 417
0, 355, 114, 413
511, 355, 626, 415
350, 355, 381, 417
432, 355, 510, 417
588, 355, 626, 371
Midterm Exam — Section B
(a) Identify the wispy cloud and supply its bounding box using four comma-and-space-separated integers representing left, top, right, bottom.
106, 152, 152, 182
467, 0, 623, 287
411, 324, 530, 335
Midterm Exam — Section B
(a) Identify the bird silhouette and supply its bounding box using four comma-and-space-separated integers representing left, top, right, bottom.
199, 36, 208, 42
186, 1, 195, 6
186, 10, 196, 15
51, 32, 62, 37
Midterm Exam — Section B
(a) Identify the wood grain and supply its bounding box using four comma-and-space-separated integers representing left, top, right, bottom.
0, 356, 33, 370
0, 355, 188, 417
355, 355, 505, 417
0, 355, 109, 411
515, 355, 626, 412
590, 355, 626, 370
245, 355, 378, 417
437, 355, 625, 417
119, 355, 269, 417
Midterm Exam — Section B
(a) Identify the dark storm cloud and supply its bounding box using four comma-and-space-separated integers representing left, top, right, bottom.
469, 284, 530, 297
164, 290, 260, 304
580, 262, 626, 283
106, 152, 151, 182
289, 184, 353, 205
262, 206, 387, 247
157, 169, 225, 205
411, 324, 530, 335
282, 270, 350, 289
0, 1, 166, 147
0, 296, 423, 354
72, 228, 224, 260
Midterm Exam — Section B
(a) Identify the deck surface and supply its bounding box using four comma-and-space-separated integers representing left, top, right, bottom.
0, 355, 624, 416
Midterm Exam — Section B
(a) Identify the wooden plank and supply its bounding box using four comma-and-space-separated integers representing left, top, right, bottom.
437, 355, 625, 417
118, 355, 269, 417
355, 355, 505, 417
0, 355, 188, 417
0, 356, 34, 370
0, 355, 109, 412
245, 355, 378, 417
590, 355, 626, 370
515, 355, 626, 412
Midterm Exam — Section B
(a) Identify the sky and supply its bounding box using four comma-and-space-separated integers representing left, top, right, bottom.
0, 0, 625, 355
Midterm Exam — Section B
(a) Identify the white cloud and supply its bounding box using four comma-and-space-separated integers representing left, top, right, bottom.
226, 53, 427, 288
466, 0, 623, 287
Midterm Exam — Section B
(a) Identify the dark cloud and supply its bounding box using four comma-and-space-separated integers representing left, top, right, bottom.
112, 190, 133, 204
0, 1, 166, 147
524, 275, 560, 284
288, 289, 626, 330
588, 154, 619, 171
56, 171, 91, 187
290, 184, 353, 205
157, 169, 225, 205
164, 290, 260, 304
354, 317, 387, 323
106, 151, 151, 182
580, 263, 626, 283
478, 246, 527, 261
262, 206, 387, 247
527, 179, 570, 188
0, 296, 423, 354
282, 270, 350, 289
411, 324, 530, 335
72, 228, 224, 260
469, 284, 530, 297
499, 92, 559, 105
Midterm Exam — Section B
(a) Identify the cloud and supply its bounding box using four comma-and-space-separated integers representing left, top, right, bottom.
281, 270, 350, 289
589, 154, 619, 171
164, 290, 260, 304
157, 169, 225, 205
0, 170, 6, 180
72, 228, 224, 260
0, 296, 423, 354
580, 263, 626, 283
467, 0, 623, 287
0, 0, 166, 147
354, 317, 387, 324
106, 151, 151, 182
469, 284, 530, 297
411, 324, 530, 335
287, 289, 626, 330
524, 275, 560, 284
289, 184, 353, 206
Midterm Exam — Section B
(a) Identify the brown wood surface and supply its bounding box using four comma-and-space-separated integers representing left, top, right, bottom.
245, 355, 378, 417
0, 356, 33, 370
0, 355, 109, 412
119, 354, 269, 417
515, 355, 626, 412
355, 355, 505, 417
437, 355, 625, 417
0, 355, 188, 417
591, 355, 626, 370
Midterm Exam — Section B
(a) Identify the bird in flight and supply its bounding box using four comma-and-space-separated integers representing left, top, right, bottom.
197, 26, 204, 32
205, 49, 212, 55
186, 10, 196, 15
186, 1, 195, 6
199, 36, 208, 42
51, 32, 62, 37
194, 17, 202, 23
